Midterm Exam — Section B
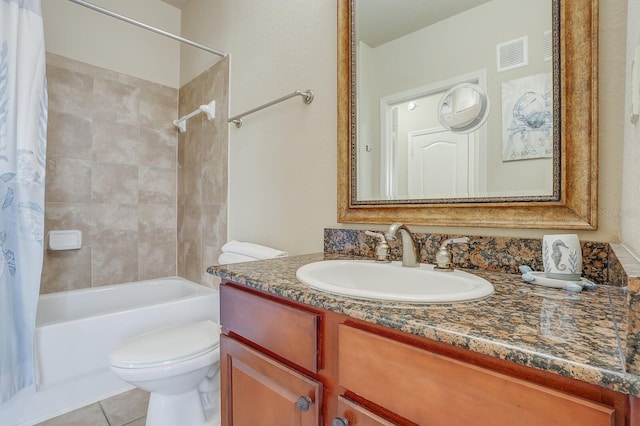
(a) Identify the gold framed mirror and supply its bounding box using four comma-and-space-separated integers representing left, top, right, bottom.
337, 0, 598, 229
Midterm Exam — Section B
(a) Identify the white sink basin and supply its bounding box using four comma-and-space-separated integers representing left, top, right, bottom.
296, 260, 494, 304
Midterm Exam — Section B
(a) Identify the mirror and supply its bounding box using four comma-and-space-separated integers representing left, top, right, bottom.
438, 83, 490, 133
337, 0, 598, 229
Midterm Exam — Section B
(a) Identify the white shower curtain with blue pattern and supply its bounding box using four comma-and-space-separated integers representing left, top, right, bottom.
0, 0, 47, 403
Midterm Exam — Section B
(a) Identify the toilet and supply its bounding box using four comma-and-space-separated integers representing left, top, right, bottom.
110, 320, 221, 426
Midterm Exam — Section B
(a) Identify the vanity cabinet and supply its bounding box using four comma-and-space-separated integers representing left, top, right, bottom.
219, 281, 637, 426
220, 284, 323, 426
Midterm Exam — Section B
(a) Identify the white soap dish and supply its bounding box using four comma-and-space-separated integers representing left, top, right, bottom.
519, 266, 597, 293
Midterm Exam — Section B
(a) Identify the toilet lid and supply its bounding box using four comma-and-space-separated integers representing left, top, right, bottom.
110, 320, 220, 369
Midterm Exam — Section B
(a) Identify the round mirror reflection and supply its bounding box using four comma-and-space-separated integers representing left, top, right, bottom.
438, 83, 490, 133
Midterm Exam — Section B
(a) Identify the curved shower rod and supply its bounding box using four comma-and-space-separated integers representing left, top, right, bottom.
66, 0, 227, 57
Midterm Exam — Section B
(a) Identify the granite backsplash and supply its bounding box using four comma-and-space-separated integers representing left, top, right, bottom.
324, 228, 615, 285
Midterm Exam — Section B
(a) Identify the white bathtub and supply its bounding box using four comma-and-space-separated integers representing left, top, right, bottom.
0, 277, 219, 426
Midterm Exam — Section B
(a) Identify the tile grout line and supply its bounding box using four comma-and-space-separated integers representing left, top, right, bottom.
98, 400, 112, 426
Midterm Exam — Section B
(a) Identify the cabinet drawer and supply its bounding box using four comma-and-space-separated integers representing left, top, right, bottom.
338, 325, 615, 426
221, 284, 320, 372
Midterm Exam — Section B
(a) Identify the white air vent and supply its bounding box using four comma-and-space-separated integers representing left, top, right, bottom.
496, 36, 528, 72
544, 30, 553, 62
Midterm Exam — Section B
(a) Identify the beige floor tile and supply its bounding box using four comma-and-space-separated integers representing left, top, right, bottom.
123, 417, 147, 426
100, 388, 149, 426
36, 402, 108, 426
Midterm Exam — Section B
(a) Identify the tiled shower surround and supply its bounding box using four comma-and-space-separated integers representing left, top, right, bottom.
41, 53, 229, 293
178, 57, 229, 286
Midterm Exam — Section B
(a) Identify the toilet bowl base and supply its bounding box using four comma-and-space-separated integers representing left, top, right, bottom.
145, 389, 219, 426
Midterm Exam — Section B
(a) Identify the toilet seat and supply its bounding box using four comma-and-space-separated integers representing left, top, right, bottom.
111, 320, 220, 369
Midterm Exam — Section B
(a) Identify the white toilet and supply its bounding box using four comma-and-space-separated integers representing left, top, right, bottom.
110, 320, 221, 426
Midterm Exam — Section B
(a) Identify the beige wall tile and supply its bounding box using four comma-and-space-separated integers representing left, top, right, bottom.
180, 203, 202, 244
92, 123, 139, 165
202, 204, 227, 247
92, 164, 138, 204
43, 55, 178, 292
139, 166, 176, 205
202, 244, 221, 288
45, 202, 93, 247
139, 127, 176, 168
177, 241, 187, 277
45, 158, 92, 203
92, 78, 140, 125
92, 204, 138, 245
138, 242, 177, 280
46, 66, 94, 117
183, 161, 203, 206
139, 204, 177, 243
140, 89, 177, 131
177, 58, 229, 285
40, 248, 92, 294
47, 111, 92, 160
183, 241, 202, 283
202, 162, 225, 205
92, 242, 138, 286
42, 55, 230, 292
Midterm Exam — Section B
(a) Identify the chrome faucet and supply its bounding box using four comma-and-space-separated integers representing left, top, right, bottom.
385, 223, 419, 267
435, 237, 470, 271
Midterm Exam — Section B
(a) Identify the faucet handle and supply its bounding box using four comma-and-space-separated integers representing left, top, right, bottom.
435, 237, 470, 271
365, 231, 391, 263
447, 237, 470, 245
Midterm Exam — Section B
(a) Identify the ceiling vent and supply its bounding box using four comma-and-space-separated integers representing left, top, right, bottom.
496, 36, 528, 72
544, 30, 553, 62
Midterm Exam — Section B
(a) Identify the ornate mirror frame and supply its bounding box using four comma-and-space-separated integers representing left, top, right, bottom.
337, 0, 598, 229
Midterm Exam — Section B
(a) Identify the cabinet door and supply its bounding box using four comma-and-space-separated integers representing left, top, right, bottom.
335, 396, 397, 426
221, 335, 322, 426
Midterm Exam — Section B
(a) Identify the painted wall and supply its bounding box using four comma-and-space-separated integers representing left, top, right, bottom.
180, 0, 626, 254
622, 0, 640, 259
42, 0, 181, 88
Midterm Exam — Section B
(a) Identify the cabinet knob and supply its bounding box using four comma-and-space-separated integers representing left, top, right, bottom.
296, 396, 312, 412
332, 418, 349, 426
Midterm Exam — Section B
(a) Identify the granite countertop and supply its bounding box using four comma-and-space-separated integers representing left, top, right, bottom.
207, 253, 640, 396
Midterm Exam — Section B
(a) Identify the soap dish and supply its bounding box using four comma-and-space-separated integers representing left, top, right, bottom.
519, 266, 597, 293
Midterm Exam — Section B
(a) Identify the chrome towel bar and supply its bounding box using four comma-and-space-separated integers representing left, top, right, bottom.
229, 90, 314, 128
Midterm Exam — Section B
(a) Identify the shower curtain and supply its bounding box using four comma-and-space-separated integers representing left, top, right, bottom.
0, 0, 47, 403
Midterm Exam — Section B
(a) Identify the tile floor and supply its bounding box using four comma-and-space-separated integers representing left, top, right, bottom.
36, 389, 149, 426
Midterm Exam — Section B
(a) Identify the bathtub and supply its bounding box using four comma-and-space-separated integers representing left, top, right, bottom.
0, 277, 219, 426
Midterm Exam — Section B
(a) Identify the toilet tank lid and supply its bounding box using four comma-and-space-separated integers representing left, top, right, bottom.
110, 320, 220, 368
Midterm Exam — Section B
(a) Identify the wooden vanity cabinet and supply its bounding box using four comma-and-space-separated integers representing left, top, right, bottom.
220, 283, 324, 426
219, 281, 637, 426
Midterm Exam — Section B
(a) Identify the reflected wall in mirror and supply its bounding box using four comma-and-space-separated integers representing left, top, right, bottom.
337, 0, 598, 229
356, 0, 556, 202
